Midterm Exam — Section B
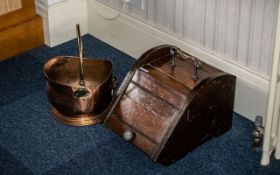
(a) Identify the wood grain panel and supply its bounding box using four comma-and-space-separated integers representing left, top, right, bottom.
107, 115, 157, 156
0, 0, 35, 31
115, 95, 170, 144
0, 0, 22, 16
132, 69, 188, 108
125, 83, 178, 119
0, 16, 44, 61
148, 56, 221, 89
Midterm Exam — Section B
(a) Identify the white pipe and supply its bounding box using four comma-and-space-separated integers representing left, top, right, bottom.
261, 1, 280, 166
275, 90, 280, 159
271, 83, 280, 141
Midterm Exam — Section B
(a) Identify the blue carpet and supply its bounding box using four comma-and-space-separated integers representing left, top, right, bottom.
0, 35, 279, 174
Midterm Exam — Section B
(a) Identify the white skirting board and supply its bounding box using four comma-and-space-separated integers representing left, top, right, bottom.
36, 0, 88, 47
36, 0, 270, 121
36, 0, 66, 6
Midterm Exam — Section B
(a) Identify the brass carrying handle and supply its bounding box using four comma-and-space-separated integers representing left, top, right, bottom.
76, 24, 85, 86
169, 46, 201, 81
73, 24, 90, 98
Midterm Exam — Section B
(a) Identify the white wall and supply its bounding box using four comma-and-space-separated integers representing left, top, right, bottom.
36, 0, 88, 46
99, 0, 279, 79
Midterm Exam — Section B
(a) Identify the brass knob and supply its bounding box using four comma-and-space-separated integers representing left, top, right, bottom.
123, 129, 134, 141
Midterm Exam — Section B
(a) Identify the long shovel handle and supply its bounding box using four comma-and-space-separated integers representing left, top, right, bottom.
76, 24, 85, 86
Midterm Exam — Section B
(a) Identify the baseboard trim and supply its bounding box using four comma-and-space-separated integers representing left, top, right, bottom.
36, 0, 88, 47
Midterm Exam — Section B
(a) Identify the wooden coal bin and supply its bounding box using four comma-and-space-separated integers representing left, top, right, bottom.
104, 45, 236, 165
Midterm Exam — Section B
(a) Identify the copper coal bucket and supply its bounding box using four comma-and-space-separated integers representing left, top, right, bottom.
43, 56, 113, 126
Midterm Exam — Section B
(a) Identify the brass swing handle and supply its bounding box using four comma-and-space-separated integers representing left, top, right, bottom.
169, 47, 201, 81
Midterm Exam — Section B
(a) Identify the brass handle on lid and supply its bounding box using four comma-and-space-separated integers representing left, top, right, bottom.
192, 60, 201, 81
169, 47, 176, 69
123, 129, 135, 141
169, 46, 202, 81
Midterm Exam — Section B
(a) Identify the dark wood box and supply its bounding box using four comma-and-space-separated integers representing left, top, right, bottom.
104, 45, 236, 165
